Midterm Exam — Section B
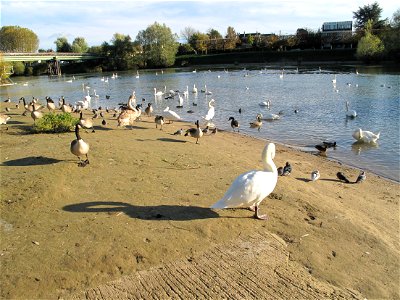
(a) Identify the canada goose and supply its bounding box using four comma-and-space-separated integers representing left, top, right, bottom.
31, 103, 43, 124
249, 114, 263, 131
79, 111, 95, 133
61, 97, 72, 113
101, 119, 107, 126
145, 103, 153, 116
0, 114, 11, 130
70, 124, 90, 167
185, 120, 203, 144
46, 97, 56, 112
154, 115, 165, 130
229, 117, 239, 132
210, 143, 278, 220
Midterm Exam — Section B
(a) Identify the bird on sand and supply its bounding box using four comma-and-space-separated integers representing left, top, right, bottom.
355, 171, 366, 183
173, 128, 183, 135
210, 143, 278, 220
311, 170, 320, 181
70, 124, 90, 167
185, 120, 203, 144
282, 162, 292, 176
337, 172, 350, 183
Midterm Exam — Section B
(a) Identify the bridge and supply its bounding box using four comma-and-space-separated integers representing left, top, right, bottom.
1, 52, 102, 62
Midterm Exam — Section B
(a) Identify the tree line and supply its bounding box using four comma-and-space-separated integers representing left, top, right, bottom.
0, 2, 399, 79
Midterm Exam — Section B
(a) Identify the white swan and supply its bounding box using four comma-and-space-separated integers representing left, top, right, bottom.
192, 84, 198, 93
279, 70, 284, 79
352, 128, 380, 143
203, 99, 215, 122
183, 86, 189, 98
163, 106, 181, 122
154, 87, 164, 97
332, 74, 337, 85
210, 143, 278, 220
177, 94, 184, 108
261, 113, 280, 120
345, 101, 357, 118
259, 100, 271, 108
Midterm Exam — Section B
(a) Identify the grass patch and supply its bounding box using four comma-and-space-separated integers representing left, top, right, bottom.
32, 113, 79, 133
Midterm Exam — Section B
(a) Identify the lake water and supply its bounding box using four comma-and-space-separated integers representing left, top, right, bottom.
1, 65, 399, 182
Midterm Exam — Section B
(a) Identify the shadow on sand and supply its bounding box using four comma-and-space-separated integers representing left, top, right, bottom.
2, 156, 63, 166
63, 201, 219, 221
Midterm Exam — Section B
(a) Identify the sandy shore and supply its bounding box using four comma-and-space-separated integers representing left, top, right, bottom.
0, 103, 399, 299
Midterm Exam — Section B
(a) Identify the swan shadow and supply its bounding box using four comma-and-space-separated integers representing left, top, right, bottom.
2, 156, 63, 166
63, 201, 219, 221
92, 126, 113, 131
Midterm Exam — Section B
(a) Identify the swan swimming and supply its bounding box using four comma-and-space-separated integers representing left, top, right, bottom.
210, 143, 278, 220
352, 128, 380, 144
345, 101, 357, 118
259, 100, 271, 108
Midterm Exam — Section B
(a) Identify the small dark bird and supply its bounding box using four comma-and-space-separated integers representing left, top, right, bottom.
202, 126, 210, 134
277, 167, 284, 176
102, 119, 107, 126
337, 172, 350, 183
106, 95, 110, 99
294, 109, 298, 114
211, 127, 218, 134
228, 116, 239, 132
315, 144, 328, 152
323, 141, 337, 148
282, 162, 292, 176
145, 103, 153, 116
154, 115, 164, 130
173, 128, 183, 135
355, 171, 366, 183
187, 110, 194, 113
238, 108, 242, 114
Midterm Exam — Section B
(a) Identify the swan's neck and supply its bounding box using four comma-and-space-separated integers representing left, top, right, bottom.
262, 147, 277, 173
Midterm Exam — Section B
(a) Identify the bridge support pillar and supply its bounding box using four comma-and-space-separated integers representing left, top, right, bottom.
47, 58, 61, 76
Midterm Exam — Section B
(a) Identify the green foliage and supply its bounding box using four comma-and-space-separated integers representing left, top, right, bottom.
32, 113, 79, 133
189, 32, 210, 54
0, 26, 39, 52
353, 2, 387, 33
71, 37, 89, 53
55, 37, 72, 52
356, 21, 385, 61
12, 61, 25, 75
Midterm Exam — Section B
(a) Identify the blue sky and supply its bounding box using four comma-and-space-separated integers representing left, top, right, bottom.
1, 0, 398, 50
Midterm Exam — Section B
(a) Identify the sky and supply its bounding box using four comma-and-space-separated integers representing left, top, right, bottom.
1, 0, 398, 50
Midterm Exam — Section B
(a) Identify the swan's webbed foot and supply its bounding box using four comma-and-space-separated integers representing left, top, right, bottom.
254, 206, 268, 220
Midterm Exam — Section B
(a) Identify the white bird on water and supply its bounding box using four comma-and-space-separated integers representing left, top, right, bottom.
210, 143, 278, 220
352, 128, 380, 144
345, 101, 357, 118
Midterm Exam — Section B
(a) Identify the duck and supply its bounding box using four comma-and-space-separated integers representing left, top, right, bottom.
228, 117, 239, 132
345, 101, 357, 118
203, 99, 215, 123
311, 170, 320, 181
163, 106, 181, 123
70, 124, 90, 167
46, 97, 56, 112
79, 111, 95, 133
210, 143, 278, 220
323, 141, 337, 148
154, 115, 165, 130
315, 144, 328, 153
0, 114, 11, 130
30, 103, 43, 124
184, 120, 203, 144
249, 114, 263, 131
352, 128, 380, 144
145, 103, 153, 116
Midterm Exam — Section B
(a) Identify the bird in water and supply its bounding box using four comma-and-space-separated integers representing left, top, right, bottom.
323, 141, 337, 148
249, 114, 262, 131
70, 124, 90, 167
315, 144, 328, 153
238, 108, 242, 114
337, 172, 350, 183
228, 116, 239, 132
282, 162, 292, 176
311, 170, 320, 181
355, 171, 366, 183
210, 143, 278, 220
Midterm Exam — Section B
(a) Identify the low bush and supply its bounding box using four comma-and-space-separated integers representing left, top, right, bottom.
32, 113, 79, 133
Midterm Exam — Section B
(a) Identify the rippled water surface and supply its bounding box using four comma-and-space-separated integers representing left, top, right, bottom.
1, 65, 399, 181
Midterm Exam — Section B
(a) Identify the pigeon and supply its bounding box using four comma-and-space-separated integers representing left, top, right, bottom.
173, 128, 183, 136
277, 167, 284, 176
282, 162, 292, 176
355, 171, 366, 183
311, 170, 320, 181
337, 172, 350, 183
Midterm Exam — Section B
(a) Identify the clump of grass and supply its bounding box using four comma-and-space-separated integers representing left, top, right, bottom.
32, 113, 79, 133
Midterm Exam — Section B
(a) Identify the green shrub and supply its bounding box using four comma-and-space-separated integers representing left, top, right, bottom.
32, 113, 79, 133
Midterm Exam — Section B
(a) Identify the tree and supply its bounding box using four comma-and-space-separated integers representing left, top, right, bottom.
353, 2, 387, 33
0, 26, 39, 52
71, 37, 89, 53
181, 26, 197, 43
55, 37, 72, 52
109, 33, 135, 70
136, 22, 179, 68
380, 9, 400, 60
189, 32, 209, 54
356, 20, 385, 62
225, 26, 238, 50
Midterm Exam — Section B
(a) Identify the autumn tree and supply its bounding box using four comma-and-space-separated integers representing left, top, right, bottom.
0, 26, 39, 52
356, 20, 385, 62
55, 37, 72, 52
189, 32, 210, 54
225, 26, 238, 50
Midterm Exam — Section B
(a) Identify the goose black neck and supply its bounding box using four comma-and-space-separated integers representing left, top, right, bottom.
75, 125, 81, 140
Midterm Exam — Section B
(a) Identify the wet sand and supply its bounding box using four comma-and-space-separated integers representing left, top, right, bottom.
0, 104, 399, 299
